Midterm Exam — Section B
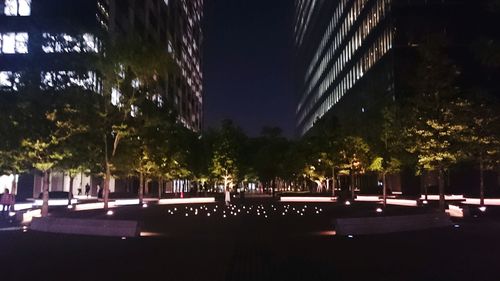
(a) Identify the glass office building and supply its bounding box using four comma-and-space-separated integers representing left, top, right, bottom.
294, 0, 493, 137
0, 0, 203, 131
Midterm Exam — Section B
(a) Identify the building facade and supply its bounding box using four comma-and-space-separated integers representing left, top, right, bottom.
0, 0, 203, 199
0, 0, 203, 131
294, 0, 498, 194
294, 0, 495, 137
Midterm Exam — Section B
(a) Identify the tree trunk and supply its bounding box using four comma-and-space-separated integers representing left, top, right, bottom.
139, 172, 144, 205
272, 179, 276, 198
223, 175, 229, 193
479, 157, 485, 206
351, 173, 355, 199
41, 170, 51, 217
68, 176, 75, 205
145, 179, 150, 195
423, 170, 428, 201
11, 174, 17, 195
438, 167, 445, 212
103, 133, 111, 211
158, 177, 163, 200
331, 167, 336, 198
103, 162, 111, 210
382, 172, 387, 207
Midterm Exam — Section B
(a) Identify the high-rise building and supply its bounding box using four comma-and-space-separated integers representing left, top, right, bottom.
108, 0, 204, 131
0, 0, 203, 131
294, 0, 495, 137
0, 0, 203, 198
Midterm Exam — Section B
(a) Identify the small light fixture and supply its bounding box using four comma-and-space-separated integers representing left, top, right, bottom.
422, 200, 428, 204
348, 235, 354, 238
376, 208, 383, 213
142, 203, 148, 208
479, 206, 487, 212
106, 210, 114, 216
345, 201, 351, 206
67, 205, 74, 209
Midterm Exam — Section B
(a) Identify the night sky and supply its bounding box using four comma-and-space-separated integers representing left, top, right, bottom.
203, 0, 296, 137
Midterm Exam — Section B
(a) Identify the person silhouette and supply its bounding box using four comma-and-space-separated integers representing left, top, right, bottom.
1, 189, 14, 217
85, 183, 91, 197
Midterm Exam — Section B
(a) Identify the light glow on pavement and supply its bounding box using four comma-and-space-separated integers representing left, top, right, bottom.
280, 197, 336, 202
463, 198, 500, 206
158, 198, 216, 205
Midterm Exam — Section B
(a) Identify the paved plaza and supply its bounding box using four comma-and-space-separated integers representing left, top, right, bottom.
1, 200, 500, 281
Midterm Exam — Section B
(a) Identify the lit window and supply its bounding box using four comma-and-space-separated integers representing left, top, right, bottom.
0, 71, 12, 87
0, 32, 29, 54
4, 0, 31, 16
130, 105, 138, 117
41, 71, 98, 91
1, 33, 16, 53
42, 33, 99, 53
111, 87, 121, 106
0, 71, 22, 91
15, 33, 28, 53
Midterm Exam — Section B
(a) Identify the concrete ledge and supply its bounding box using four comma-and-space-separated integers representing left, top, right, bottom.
334, 213, 452, 235
158, 197, 216, 205
30, 217, 139, 237
280, 197, 337, 203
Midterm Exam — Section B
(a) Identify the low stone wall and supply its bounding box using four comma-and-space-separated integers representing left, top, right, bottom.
334, 213, 452, 235
30, 217, 140, 237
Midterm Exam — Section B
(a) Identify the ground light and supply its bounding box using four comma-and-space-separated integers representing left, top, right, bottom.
479, 206, 487, 212
106, 210, 114, 216
67, 205, 73, 209
345, 201, 351, 206
376, 207, 383, 213
142, 203, 148, 208
423, 200, 428, 204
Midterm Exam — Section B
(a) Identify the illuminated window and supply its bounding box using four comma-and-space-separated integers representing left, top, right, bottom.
110, 88, 119, 106
41, 71, 98, 91
42, 33, 99, 53
0, 32, 28, 54
4, 0, 31, 16
0, 71, 12, 87
0, 71, 21, 91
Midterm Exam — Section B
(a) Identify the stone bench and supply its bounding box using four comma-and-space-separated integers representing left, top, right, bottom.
334, 213, 452, 235
30, 217, 140, 237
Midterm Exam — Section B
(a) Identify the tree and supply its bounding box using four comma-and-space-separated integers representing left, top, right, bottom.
95, 34, 176, 209
338, 136, 371, 198
459, 98, 500, 206
252, 127, 290, 196
404, 35, 466, 211
17, 88, 88, 216
0, 92, 25, 195
56, 89, 102, 204
368, 105, 403, 206
209, 120, 246, 191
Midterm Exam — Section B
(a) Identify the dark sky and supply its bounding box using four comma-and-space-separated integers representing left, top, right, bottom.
203, 0, 296, 137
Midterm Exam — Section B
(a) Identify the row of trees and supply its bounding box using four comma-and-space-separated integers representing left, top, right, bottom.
0, 30, 498, 215
0, 35, 197, 216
